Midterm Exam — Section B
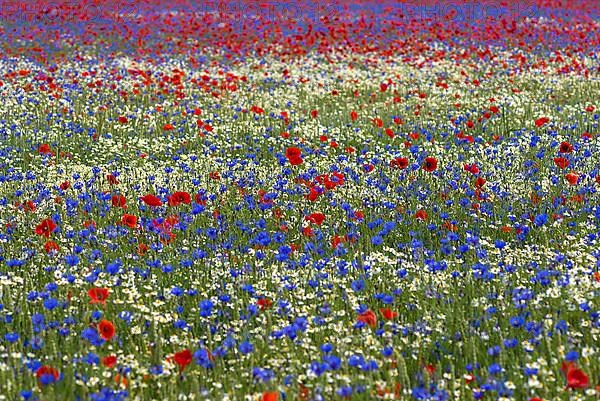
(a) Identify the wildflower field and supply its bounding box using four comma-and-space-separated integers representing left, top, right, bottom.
0, 0, 599, 400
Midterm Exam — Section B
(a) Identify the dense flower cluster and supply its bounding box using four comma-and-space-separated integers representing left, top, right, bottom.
0, 1, 599, 400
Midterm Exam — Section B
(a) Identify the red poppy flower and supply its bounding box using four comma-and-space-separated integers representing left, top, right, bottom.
121, 214, 137, 228
19, 200, 36, 212
113, 373, 129, 388
372, 117, 383, 128
173, 349, 193, 372
251, 105, 264, 114
98, 319, 115, 341
559, 141, 573, 153
565, 364, 589, 389
257, 298, 273, 310
286, 147, 303, 165
306, 187, 321, 202
534, 117, 549, 127
475, 177, 486, 188
305, 212, 325, 225
38, 143, 53, 155
44, 240, 60, 254
390, 157, 408, 169
137, 243, 149, 256
118, 116, 128, 124
162, 215, 179, 229
35, 219, 57, 238
561, 361, 576, 375
298, 384, 310, 401
380, 308, 398, 320
88, 288, 109, 305
140, 194, 162, 207
60, 181, 70, 190
529, 397, 544, 401
553, 157, 569, 169
331, 235, 343, 249
565, 172, 579, 185
357, 309, 377, 328
168, 191, 191, 207
350, 110, 358, 121
36, 365, 59, 385
102, 355, 117, 368
112, 195, 126, 208
286, 147, 301, 159
463, 163, 480, 174
415, 209, 428, 220
422, 157, 438, 172
163, 123, 174, 131
302, 227, 314, 237
425, 364, 436, 375
107, 174, 119, 185
310, 109, 318, 118
262, 392, 278, 401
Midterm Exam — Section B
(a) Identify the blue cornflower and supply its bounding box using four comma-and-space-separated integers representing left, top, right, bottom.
565, 350, 579, 361
171, 287, 184, 297
488, 363, 502, 375
351, 278, 365, 292
336, 386, 353, 397
5, 332, 19, 343
487, 345, 501, 357
320, 343, 333, 354
199, 299, 214, 317
239, 341, 254, 355
371, 235, 383, 246
64, 254, 79, 266
509, 316, 525, 327
31, 314, 45, 326
348, 354, 365, 368
85, 352, 100, 365
412, 386, 429, 400
534, 213, 548, 227
323, 354, 341, 370
43, 298, 59, 310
